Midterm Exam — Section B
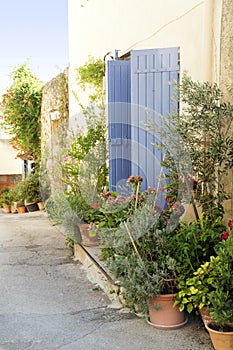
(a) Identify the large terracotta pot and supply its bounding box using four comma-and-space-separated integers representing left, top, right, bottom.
78, 223, 99, 247
148, 293, 188, 330
206, 322, 233, 350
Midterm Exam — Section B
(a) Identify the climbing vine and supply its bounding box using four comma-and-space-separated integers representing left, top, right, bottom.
62, 56, 108, 201
1, 63, 43, 162
76, 55, 105, 103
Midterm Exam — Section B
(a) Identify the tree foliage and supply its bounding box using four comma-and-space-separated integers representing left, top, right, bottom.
150, 73, 233, 220
1, 63, 43, 161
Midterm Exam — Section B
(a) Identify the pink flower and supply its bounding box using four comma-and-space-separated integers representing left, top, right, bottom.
92, 203, 98, 209
106, 197, 115, 204
101, 191, 111, 197
62, 155, 72, 162
115, 196, 125, 203
221, 232, 229, 240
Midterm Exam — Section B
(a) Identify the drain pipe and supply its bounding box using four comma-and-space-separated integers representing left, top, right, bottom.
202, 0, 214, 82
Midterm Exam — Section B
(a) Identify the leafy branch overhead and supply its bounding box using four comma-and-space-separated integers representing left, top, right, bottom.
76, 55, 105, 103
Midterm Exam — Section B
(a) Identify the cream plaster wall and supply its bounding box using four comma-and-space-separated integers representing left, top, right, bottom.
68, 0, 222, 120
0, 139, 22, 175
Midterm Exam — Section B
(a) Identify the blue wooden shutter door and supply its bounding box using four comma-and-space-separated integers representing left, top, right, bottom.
107, 60, 131, 192
131, 48, 179, 192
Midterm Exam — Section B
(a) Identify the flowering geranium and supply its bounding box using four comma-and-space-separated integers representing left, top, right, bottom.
221, 219, 232, 240
221, 232, 230, 240
94, 177, 159, 232
96, 191, 136, 229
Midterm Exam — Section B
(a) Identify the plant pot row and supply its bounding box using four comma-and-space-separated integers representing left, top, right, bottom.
2, 201, 44, 214
77, 223, 233, 350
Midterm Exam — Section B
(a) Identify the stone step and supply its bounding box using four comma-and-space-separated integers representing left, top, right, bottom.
73, 243, 122, 308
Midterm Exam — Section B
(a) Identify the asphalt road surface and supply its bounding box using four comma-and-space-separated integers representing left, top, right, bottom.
0, 211, 212, 350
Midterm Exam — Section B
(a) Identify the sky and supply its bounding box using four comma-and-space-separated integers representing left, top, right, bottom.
0, 0, 68, 95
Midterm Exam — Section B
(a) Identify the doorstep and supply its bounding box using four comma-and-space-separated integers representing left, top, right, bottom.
73, 243, 122, 307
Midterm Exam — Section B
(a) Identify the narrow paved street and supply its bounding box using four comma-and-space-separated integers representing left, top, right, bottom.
0, 211, 212, 350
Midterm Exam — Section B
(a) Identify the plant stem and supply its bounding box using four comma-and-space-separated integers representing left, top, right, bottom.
124, 222, 142, 261
135, 182, 140, 209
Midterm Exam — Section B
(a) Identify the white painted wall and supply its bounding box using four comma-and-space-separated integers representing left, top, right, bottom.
68, 0, 222, 120
0, 139, 22, 175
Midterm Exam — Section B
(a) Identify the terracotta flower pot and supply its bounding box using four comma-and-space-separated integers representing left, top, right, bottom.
78, 223, 99, 247
17, 205, 26, 214
2, 204, 11, 213
148, 293, 188, 330
206, 322, 233, 350
37, 201, 44, 211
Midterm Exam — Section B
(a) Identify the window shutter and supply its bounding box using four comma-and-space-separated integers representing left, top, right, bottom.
107, 60, 131, 192
130, 48, 179, 192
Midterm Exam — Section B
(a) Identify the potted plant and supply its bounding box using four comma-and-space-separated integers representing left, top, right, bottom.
174, 223, 233, 349
169, 214, 225, 307
23, 172, 41, 212
100, 197, 187, 329
65, 190, 104, 246
0, 187, 12, 213
10, 181, 27, 213
201, 232, 233, 350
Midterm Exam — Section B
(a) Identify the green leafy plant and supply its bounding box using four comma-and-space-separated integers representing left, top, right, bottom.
0, 187, 12, 207
175, 223, 233, 329
176, 74, 233, 219
1, 63, 43, 162
45, 191, 82, 244
170, 215, 225, 284
9, 181, 25, 207
23, 172, 41, 203
100, 197, 183, 315
76, 55, 105, 103
58, 56, 108, 228
150, 73, 233, 221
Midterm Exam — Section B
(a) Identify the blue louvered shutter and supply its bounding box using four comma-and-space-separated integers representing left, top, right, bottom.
107, 60, 131, 192
130, 48, 179, 193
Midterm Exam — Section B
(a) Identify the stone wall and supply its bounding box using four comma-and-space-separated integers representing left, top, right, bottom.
220, 0, 233, 219
40, 67, 69, 153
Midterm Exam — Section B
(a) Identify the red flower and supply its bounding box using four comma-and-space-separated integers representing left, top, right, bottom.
91, 203, 98, 209
221, 232, 229, 240
227, 220, 233, 230
165, 195, 170, 201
